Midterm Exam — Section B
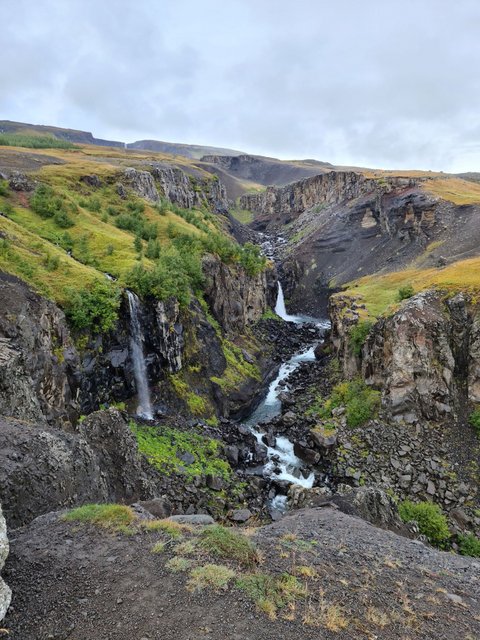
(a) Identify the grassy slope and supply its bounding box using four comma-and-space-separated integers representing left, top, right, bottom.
0, 144, 216, 304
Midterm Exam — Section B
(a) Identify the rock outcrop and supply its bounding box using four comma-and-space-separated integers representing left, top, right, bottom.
0, 410, 159, 528
0, 504, 10, 622
202, 255, 269, 333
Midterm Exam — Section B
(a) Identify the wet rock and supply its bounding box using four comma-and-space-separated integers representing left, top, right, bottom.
293, 441, 320, 465
281, 411, 297, 426
224, 445, 239, 466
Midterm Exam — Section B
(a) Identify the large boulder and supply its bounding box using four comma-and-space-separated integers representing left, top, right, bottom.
0, 504, 11, 621
0, 410, 159, 528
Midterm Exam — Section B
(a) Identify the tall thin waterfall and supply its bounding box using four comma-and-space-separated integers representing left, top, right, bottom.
126, 291, 153, 420
274, 282, 300, 322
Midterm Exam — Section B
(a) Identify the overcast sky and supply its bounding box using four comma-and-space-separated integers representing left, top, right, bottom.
2, 0, 480, 171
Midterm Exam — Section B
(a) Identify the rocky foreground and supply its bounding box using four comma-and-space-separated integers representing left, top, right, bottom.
3, 505, 479, 640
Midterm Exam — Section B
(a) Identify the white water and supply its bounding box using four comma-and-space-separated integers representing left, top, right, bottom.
126, 291, 153, 420
243, 281, 330, 500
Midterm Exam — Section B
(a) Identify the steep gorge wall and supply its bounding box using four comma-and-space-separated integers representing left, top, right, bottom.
0, 252, 271, 427
330, 290, 480, 423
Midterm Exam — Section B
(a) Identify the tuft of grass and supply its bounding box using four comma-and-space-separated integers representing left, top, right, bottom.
62, 503, 135, 531
366, 606, 390, 628
200, 525, 259, 569
151, 541, 166, 554
318, 378, 381, 427
165, 556, 192, 572
398, 500, 450, 547
142, 519, 189, 538
302, 591, 349, 632
187, 564, 235, 592
237, 573, 307, 619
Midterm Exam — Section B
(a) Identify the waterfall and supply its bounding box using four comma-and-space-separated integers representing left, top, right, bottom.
126, 291, 153, 420
274, 282, 300, 322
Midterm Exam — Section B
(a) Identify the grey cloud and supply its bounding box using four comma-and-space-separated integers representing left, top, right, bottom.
1, 0, 480, 171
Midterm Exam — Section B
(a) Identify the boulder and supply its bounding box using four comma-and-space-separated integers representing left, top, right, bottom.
136, 498, 172, 519
230, 508, 252, 523
331, 486, 406, 533
169, 514, 215, 525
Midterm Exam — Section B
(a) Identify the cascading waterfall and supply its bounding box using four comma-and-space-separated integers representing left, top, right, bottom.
274, 281, 301, 322
242, 280, 331, 512
126, 290, 153, 420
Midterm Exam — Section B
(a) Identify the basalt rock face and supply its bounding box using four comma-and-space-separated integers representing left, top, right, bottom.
330, 289, 480, 423
0, 410, 159, 528
121, 165, 229, 213
0, 504, 10, 622
202, 255, 269, 333
0, 272, 78, 427
243, 171, 480, 316
151, 165, 229, 213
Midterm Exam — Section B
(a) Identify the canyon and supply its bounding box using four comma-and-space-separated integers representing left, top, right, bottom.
0, 130, 479, 638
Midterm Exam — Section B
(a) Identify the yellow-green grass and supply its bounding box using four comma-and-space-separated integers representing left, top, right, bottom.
0, 214, 100, 303
62, 503, 135, 531
422, 177, 480, 205
339, 255, 480, 319
230, 207, 254, 224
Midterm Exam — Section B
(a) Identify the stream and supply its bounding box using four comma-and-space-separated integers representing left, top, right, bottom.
243, 282, 330, 513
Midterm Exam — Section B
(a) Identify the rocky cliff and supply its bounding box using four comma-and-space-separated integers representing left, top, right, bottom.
242, 171, 480, 317
124, 165, 229, 212
330, 289, 480, 424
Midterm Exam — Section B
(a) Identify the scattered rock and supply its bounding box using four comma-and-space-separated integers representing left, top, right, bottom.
230, 509, 252, 523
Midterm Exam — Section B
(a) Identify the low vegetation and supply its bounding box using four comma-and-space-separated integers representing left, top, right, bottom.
65, 279, 121, 333
457, 533, 480, 557
398, 500, 450, 547
349, 320, 373, 356
0, 133, 78, 149
187, 564, 235, 592
468, 407, 480, 435
397, 284, 415, 301
199, 525, 259, 569
237, 572, 307, 619
128, 422, 231, 480
311, 379, 381, 427
62, 503, 135, 531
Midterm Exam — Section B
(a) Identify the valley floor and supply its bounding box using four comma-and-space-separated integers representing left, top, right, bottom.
4, 507, 479, 640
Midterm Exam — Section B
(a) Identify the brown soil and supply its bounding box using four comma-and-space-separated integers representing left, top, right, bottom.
3, 507, 479, 640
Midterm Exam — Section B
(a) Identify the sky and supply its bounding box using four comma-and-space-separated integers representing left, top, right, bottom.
2, 0, 480, 172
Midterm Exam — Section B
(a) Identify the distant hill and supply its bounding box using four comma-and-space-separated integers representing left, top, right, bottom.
0, 120, 124, 148
127, 139, 244, 159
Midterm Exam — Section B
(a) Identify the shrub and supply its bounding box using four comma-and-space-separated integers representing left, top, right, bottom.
0, 180, 9, 196
324, 378, 381, 427
398, 500, 450, 547
457, 533, 480, 557
62, 503, 134, 530
53, 210, 74, 228
238, 242, 267, 276
43, 253, 60, 271
398, 284, 415, 301
31, 184, 66, 219
199, 525, 259, 568
468, 408, 480, 435
349, 320, 373, 356
65, 280, 120, 333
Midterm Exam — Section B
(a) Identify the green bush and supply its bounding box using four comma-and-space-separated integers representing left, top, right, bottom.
0, 180, 9, 196
398, 500, 450, 547
349, 320, 373, 356
457, 533, 480, 557
398, 284, 415, 301
53, 210, 74, 228
326, 378, 381, 427
468, 408, 480, 435
239, 242, 267, 276
31, 184, 66, 219
65, 280, 120, 332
